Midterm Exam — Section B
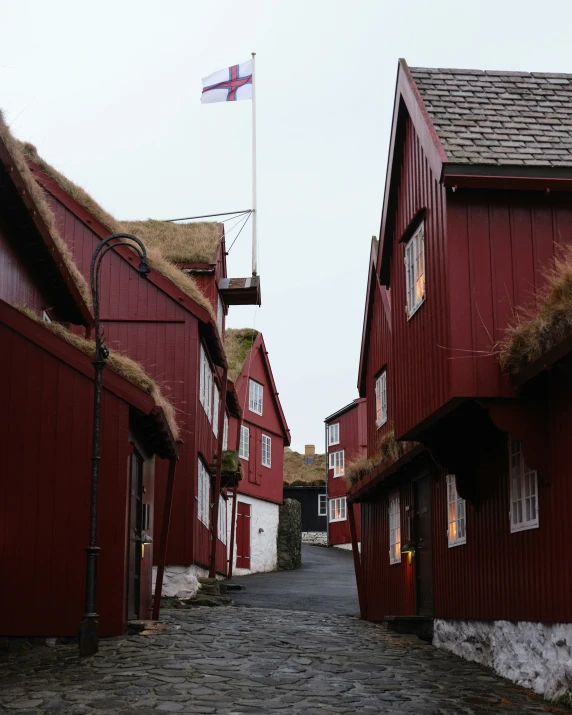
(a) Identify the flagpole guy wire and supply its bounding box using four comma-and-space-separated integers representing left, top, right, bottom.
163, 210, 252, 223
251, 51, 258, 277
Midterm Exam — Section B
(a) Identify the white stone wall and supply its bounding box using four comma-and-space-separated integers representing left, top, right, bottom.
434, 618, 572, 703
302, 531, 328, 546
151, 564, 216, 600
228, 494, 279, 575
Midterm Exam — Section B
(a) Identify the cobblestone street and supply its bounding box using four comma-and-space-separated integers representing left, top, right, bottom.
1, 606, 570, 715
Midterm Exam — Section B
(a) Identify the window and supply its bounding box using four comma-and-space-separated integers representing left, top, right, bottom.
405, 221, 425, 318
375, 371, 387, 428
329, 497, 347, 522
328, 449, 344, 478
199, 344, 213, 423
41, 310, 52, 323
249, 379, 263, 415
389, 491, 401, 564
328, 423, 340, 446
197, 458, 210, 526
239, 425, 250, 460
447, 474, 466, 547
318, 494, 327, 516
217, 494, 227, 544
223, 412, 229, 452
213, 383, 220, 438
217, 294, 224, 333
509, 438, 539, 532
261, 434, 271, 468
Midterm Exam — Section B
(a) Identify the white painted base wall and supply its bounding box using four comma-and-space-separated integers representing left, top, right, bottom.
302, 531, 327, 546
433, 619, 572, 703
228, 494, 279, 575
333, 542, 361, 553
151, 564, 221, 600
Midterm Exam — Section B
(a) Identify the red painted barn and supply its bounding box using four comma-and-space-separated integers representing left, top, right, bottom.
225, 329, 290, 574
0, 119, 177, 637
324, 399, 366, 548
348, 61, 572, 701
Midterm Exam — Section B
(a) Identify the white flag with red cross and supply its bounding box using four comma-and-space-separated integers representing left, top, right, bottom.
201, 60, 253, 104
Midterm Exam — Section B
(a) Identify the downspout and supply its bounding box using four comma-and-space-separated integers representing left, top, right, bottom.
325, 422, 329, 546
153, 455, 179, 621
209, 369, 228, 578
348, 499, 366, 618
227, 415, 242, 579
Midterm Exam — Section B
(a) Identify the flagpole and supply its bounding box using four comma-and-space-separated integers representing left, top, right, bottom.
251, 51, 257, 276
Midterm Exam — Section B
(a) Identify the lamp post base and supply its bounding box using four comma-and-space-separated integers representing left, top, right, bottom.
79, 615, 99, 657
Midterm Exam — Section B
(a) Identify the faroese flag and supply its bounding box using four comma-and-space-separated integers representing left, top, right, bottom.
201, 60, 253, 103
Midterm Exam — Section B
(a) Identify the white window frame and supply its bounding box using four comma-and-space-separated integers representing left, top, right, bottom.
212, 382, 220, 438
318, 494, 327, 517
216, 294, 224, 333
389, 491, 401, 564
217, 494, 227, 544
328, 449, 344, 478
329, 496, 347, 523
446, 474, 466, 547
328, 423, 340, 446
509, 438, 539, 533
261, 434, 271, 468
199, 344, 213, 423
41, 310, 52, 323
239, 425, 250, 460
405, 221, 425, 319
222, 412, 229, 452
197, 458, 210, 527
249, 379, 263, 415
375, 370, 387, 428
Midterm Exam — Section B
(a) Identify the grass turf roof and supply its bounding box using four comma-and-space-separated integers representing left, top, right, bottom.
17, 306, 179, 439
121, 219, 222, 265
0, 115, 91, 309
224, 328, 259, 383
345, 430, 417, 488
283, 448, 326, 487
19, 142, 217, 323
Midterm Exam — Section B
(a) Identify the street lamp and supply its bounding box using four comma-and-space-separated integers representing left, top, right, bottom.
79, 234, 149, 657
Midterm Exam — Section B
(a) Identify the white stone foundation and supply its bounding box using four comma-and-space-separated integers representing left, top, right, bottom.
152, 564, 221, 600
228, 495, 279, 575
333, 542, 361, 552
302, 531, 328, 546
433, 618, 572, 704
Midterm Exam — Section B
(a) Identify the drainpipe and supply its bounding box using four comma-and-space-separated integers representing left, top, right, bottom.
209, 369, 228, 578
227, 414, 242, 579
153, 456, 179, 621
324, 422, 329, 546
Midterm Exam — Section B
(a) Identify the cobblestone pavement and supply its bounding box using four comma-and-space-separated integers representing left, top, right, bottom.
1, 607, 570, 715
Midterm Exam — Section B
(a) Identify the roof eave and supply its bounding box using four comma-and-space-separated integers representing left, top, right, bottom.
443, 162, 572, 191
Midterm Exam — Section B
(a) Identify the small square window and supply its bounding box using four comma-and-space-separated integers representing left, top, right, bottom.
249, 379, 263, 415
328, 423, 340, 446
329, 450, 344, 478
318, 494, 327, 516
329, 497, 347, 522
509, 438, 539, 532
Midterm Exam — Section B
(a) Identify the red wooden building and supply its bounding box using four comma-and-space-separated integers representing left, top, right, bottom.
324, 399, 366, 548
0, 119, 178, 637
225, 329, 290, 574
348, 61, 572, 702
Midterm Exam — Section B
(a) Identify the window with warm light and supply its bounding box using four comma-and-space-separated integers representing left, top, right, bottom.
447, 474, 466, 547
328, 450, 345, 478
261, 434, 271, 468
328, 423, 340, 446
318, 494, 327, 516
509, 438, 539, 532
249, 379, 263, 415
329, 497, 347, 522
389, 491, 401, 564
375, 370, 387, 428
405, 221, 425, 318
239, 425, 250, 460
217, 494, 227, 544
197, 458, 210, 527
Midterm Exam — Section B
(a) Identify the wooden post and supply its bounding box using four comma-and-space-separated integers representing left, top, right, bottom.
348, 500, 366, 618
152, 456, 178, 621
209, 370, 228, 578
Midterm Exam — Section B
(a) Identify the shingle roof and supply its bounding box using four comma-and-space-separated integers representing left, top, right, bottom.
409, 65, 572, 167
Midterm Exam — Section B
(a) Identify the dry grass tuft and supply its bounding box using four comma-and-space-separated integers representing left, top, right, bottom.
17, 306, 179, 439
224, 328, 259, 382
345, 430, 416, 488
0, 116, 91, 309
283, 448, 326, 486
120, 219, 221, 265
500, 244, 572, 374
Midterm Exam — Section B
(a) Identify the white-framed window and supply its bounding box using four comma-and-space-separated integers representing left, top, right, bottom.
197, 458, 210, 527
446, 474, 466, 547
261, 434, 271, 468
509, 438, 539, 532
41, 310, 52, 323
405, 221, 425, 318
389, 491, 401, 564
328, 423, 340, 446
223, 412, 229, 452
213, 383, 220, 438
375, 370, 387, 428
239, 425, 250, 460
328, 449, 344, 478
249, 379, 263, 415
329, 497, 347, 522
318, 494, 327, 516
217, 294, 224, 333
217, 494, 227, 544
199, 344, 213, 423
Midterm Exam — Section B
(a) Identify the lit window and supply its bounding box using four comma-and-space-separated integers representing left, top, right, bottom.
239, 425, 250, 460
197, 458, 210, 526
328, 449, 344, 478
261, 434, 271, 468
447, 474, 466, 547
404, 221, 425, 318
328, 423, 340, 446
199, 344, 213, 423
329, 497, 347, 522
389, 491, 401, 564
375, 371, 387, 428
217, 294, 224, 333
217, 494, 227, 544
223, 412, 229, 452
318, 494, 327, 516
509, 438, 539, 532
213, 383, 220, 438
249, 379, 263, 415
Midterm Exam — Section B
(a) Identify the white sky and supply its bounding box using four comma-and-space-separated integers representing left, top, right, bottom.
3, 0, 572, 451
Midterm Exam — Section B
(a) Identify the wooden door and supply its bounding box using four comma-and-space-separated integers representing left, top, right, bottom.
126, 450, 144, 621
236, 501, 251, 569
414, 475, 433, 617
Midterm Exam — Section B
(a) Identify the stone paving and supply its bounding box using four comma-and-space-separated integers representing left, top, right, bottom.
1, 607, 570, 715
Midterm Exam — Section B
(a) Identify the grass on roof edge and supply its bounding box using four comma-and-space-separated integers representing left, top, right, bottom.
224, 328, 259, 382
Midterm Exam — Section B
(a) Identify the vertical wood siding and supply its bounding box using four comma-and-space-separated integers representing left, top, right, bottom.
0, 223, 49, 314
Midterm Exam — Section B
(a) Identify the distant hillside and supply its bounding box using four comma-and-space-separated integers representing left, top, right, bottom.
283, 448, 326, 487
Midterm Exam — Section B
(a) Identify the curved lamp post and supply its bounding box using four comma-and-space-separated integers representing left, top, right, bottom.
79, 234, 149, 657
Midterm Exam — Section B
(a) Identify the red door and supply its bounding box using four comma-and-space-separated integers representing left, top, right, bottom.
236, 502, 251, 569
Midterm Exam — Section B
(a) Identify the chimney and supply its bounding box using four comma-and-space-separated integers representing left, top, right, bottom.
304, 444, 315, 465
